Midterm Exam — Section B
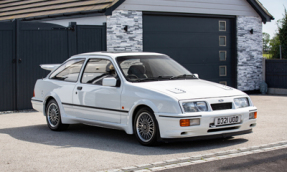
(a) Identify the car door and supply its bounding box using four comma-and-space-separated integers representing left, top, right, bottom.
48, 58, 86, 117
72, 57, 122, 123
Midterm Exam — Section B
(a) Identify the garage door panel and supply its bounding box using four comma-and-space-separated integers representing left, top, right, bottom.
182, 63, 230, 77
178, 48, 233, 64
143, 13, 235, 87
143, 47, 232, 64
144, 33, 232, 48
144, 15, 233, 34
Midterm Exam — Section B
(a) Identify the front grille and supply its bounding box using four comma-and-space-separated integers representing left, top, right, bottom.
211, 103, 232, 111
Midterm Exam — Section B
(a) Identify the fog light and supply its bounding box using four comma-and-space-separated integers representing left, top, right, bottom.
249, 112, 257, 119
180, 119, 200, 127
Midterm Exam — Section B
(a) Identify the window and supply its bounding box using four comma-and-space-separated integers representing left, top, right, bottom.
219, 66, 227, 76
219, 51, 227, 61
50, 59, 85, 82
219, 81, 227, 85
116, 55, 193, 82
81, 59, 118, 85
219, 21, 226, 31
219, 36, 226, 46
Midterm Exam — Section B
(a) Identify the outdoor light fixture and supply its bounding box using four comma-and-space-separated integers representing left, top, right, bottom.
124, 25, 128, 32
250, 29, 254, 34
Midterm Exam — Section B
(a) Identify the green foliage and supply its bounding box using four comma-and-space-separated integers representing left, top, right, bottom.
262, 32, 270, 52
263, 53, 272, 59
269, 34, 281, 59
278, 8, 287, 59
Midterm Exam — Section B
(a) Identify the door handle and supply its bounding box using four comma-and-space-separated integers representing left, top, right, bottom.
77, 86, 82, 90
18, 59, 22, 63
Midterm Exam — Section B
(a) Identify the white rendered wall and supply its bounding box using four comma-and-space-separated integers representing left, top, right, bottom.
117, 0, 259, 17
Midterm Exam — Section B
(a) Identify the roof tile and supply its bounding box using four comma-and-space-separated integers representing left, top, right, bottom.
0, 0, 118, 21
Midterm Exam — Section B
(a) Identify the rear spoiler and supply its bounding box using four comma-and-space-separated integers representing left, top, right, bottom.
40, 64, 60, 71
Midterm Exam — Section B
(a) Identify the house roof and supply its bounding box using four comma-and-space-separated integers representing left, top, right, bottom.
0, 0, 125, 21
0, 0, 273, 22
247, 0, 274, 23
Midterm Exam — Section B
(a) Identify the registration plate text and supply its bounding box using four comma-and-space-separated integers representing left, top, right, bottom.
214, 116, 241, 126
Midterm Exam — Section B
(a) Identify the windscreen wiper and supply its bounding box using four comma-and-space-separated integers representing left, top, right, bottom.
134, 76, 173, 82
170, 74, 196, 80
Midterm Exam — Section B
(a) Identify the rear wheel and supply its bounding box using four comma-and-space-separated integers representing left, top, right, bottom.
46, 99, 69, 131
134, 107, 159, 146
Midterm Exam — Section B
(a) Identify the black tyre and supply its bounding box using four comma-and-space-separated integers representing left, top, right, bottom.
133, 107, 159, 146
46, 99, 69, 131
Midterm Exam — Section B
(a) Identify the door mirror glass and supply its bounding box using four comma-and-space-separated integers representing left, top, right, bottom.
102, 77, 117, 87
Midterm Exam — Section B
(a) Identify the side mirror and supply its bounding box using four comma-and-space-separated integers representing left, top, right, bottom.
193, 73, 199, 78
102, 77, 117, 87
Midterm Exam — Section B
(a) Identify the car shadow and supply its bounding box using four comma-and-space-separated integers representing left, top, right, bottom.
0, 124, 248, 155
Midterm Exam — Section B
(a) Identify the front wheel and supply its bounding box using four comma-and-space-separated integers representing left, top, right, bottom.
134, 107, 159, 146
46, 99, 69, 131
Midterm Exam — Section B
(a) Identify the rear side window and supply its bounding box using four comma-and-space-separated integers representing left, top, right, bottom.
50, 59, 85, 82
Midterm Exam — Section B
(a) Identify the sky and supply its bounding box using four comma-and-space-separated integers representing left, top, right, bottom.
260, 0, 287, 38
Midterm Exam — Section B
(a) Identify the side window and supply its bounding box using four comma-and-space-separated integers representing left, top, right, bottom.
81, 59, 118, 85
50, 59, 85, 82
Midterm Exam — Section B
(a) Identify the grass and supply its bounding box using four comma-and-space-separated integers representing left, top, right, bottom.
263, 54, 273, 59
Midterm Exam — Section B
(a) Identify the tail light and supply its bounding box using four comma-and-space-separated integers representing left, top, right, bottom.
33, 90, 35, 97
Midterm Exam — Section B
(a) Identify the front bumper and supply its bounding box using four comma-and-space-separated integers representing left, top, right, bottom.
155, 107, 257, 139
160, 129, 252, 143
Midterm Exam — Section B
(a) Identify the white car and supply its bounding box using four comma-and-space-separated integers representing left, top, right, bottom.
32, 52, 257, 146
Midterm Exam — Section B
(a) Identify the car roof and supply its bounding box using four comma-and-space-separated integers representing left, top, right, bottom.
69, 52, 165, 60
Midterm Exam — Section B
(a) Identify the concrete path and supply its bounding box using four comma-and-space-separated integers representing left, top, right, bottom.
0, 95, 286, 171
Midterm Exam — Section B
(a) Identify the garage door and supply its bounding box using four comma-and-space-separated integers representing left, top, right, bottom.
143, 13, 236, 87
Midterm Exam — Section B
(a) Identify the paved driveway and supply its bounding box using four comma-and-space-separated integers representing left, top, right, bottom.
0, 95, 286, 171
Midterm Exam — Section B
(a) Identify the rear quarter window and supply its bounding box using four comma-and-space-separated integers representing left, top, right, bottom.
49, 59, 85, 82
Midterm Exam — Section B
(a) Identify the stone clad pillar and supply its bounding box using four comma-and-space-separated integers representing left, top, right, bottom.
107, 10, 143, 52
237, 16, 263, 91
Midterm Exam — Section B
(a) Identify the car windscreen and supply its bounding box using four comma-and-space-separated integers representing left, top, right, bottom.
116, 55, 197, 82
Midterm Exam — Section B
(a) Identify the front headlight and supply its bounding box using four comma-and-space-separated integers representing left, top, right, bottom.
182, 101, 208, 112
234, 98, 249, 108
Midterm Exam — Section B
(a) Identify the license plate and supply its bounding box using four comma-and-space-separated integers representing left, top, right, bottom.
214, 116, 241, 126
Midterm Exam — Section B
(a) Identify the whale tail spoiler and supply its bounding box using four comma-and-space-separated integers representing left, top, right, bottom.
40, 64, 60, 71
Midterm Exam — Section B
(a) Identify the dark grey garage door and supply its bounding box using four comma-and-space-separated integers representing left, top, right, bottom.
143, 13, 236, 87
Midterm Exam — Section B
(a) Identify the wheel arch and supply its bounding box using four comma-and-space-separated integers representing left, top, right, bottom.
43, 96, 58, 115
42, 93, 62, 116
132, 105, 154, 128
126, 100, 159, 135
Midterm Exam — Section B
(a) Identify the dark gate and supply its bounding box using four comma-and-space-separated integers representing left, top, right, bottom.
0, 20, 106, 111
77, 25, 106, 53
0, 22, 16, 111
266, 59, 287, 89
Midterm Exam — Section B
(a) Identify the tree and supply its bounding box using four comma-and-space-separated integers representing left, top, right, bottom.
278, 8, 287, 59
269, 34, 281, 59
262, 32, 270, 53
